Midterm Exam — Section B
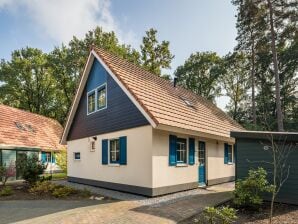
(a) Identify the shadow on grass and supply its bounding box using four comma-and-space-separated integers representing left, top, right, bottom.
131, 191, 233, 223
0, 199, 116, 224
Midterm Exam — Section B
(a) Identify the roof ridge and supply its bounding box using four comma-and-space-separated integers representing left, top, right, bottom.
0, 104, 62, 127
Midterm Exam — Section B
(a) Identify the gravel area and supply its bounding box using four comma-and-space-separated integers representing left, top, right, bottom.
54, 180, 233, 207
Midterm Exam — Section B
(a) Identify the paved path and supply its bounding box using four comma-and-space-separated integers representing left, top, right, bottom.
1, 182, 234, 224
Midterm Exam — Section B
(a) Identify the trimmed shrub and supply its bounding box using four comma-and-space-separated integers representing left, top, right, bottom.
233, 167, 273, 209
0, 186, 13, 196
29, 181, 56, 195
203, 206, 237, 224
51, 186, 76, 198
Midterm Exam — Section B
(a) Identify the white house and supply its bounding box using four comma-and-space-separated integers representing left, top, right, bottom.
61, 47, 244, 196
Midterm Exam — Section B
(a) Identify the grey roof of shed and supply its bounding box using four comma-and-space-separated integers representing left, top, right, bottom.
231, 131, 298, 142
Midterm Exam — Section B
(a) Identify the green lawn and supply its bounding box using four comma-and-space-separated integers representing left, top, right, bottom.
42, 172, 67, 180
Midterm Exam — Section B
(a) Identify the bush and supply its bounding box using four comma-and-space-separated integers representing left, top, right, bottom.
0, 162, 16, 186
16, 154, 46, 185
233, 167, 273, 209
78, 188, 92, 197
203, 206, 237, 224
0, 186, 13, 196
29, 181, 56, 195
54, 150, 67, 173
51, 186, 76, 198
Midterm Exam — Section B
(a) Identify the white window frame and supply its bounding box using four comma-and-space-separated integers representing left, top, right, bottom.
227, 144, 233, 164
109, 138, 120, 164
74, 152, 81, 161
87, 90, 96, 115
176, 138, 187, 164
87, 83, 107, 115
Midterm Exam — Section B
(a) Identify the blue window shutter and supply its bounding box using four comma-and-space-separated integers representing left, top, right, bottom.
119, 136, 127, 165
224, 143, 228, 164
233, 144, 237, 163
169, 135, 177, 166
41, 152, 47, 163
188, 138, 195, 165
102, 139, 108, 165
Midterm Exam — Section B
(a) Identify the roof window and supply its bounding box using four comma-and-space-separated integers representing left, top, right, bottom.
14, 122, 36, 132
180, 97, 194, 107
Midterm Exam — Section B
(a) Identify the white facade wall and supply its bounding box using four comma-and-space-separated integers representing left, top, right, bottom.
67, 126, 235, 190
67, 125, 153, 188
152, 129, 235, 188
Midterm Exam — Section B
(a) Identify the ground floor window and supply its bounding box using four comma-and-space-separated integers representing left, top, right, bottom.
74, 152, 81, 160
110, 139, 120, 163
176, 138, 187, 163
228, 145, 233, 163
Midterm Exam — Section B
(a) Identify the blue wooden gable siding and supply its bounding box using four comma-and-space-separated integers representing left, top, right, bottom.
67, 59, 149, 141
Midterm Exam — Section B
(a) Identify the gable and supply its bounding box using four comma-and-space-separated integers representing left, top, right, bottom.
67, 59, 149, 141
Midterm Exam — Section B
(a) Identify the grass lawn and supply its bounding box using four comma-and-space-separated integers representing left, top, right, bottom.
42, 172, 67, 180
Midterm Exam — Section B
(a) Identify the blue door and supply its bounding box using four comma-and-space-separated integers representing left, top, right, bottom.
198, 141, 206, 186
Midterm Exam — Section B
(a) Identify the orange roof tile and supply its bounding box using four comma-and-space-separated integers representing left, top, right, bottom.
0, 104, 65, 151
93, 48, 244, 138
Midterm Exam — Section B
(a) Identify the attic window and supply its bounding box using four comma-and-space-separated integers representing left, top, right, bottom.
15, 122, 26, 131
180, 97, 194, 107
14, 122, 36, 132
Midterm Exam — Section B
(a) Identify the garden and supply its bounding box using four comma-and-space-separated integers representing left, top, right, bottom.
183, 167, 298, 224
0, 154, 110, 201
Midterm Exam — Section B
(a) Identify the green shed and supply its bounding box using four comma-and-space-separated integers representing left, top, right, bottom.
231, 131, 298, 205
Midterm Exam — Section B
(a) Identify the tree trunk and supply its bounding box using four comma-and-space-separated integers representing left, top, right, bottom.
251, 35, 256, 126
267, 0, 284, 131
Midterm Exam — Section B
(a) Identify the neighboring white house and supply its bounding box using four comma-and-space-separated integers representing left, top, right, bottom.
61, 47, 244, 196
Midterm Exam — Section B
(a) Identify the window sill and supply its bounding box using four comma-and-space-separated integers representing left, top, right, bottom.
108, 163, 120, 167
74, 159, 81, 161
176, 163, 188, 167
227, 162, 234, 165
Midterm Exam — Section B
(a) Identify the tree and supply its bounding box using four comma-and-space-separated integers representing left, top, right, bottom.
140, 28, 174, 76
222, 52, 250, 124
174, 52, 224, 102
232, 0, 267, 127
263, 135, 296, 224
16, 153, 46, 185
0, 48, 57, 119
0, 162, 16, 186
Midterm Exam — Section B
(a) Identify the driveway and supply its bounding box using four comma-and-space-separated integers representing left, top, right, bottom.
0, 182, 234, 224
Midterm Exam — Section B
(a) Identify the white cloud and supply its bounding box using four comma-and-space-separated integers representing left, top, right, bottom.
0, 0, 137, 45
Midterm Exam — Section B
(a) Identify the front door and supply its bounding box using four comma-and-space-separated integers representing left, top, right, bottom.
198, 141, 206, 186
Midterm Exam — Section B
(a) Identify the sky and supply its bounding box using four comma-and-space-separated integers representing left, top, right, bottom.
0, 0, 238, 110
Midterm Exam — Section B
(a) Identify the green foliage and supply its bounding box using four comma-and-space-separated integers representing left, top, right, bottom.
233, 167, 273, 209
175, 52, 223, 103
0, 162, 16, 186
0, 186, 13, 196
222, 52, 250, 124
203, 206, 237, 224
16, 153, 46, 185
29, 181, 56, 195
140, 28, 174, 76
42, 172, 67, 180
51, 185, 77, 198
54, 151, 67, 173
231, 0, 298, 131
